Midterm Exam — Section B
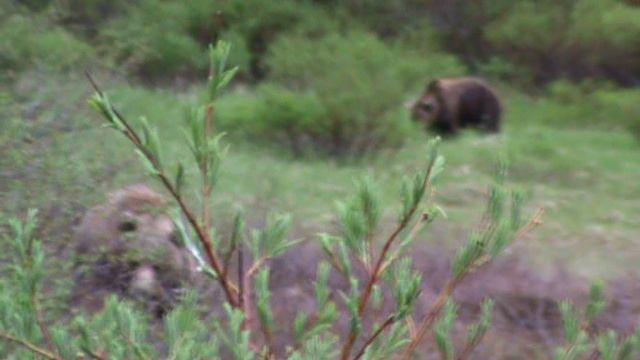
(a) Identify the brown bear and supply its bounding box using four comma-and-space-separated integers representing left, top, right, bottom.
73, 184, 196, 316
411, 77, 502, 135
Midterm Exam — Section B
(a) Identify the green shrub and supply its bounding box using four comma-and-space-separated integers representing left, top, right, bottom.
591, 89, 640, 139
220, 0, 339, 79
13, 0, 52, 12
393, 19, 444, 54
0, 15, 93, 73
508, 80, 640, 137
331, 0, 422, 36
217, 30, 253, 80
566, 0, 640, 82
215, 92, 260, 135
254, 84, 326, 155
57, 0, 132, 36
265, 31, 458, 156
484, 0, 640, 85
99, 0, 206, 78
546, 81, 640, 134
476, 57, 532, 85
485, 1, 567, 83
181, 0, 224, 44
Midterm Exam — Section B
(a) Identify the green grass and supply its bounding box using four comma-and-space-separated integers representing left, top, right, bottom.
2, 73, 640, 281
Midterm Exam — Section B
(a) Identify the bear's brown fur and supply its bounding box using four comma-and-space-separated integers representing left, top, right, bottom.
412, 77, 502, 135
73, 184, 195, 315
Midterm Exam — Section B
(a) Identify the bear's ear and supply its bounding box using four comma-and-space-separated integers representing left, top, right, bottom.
426, 79, 440, 93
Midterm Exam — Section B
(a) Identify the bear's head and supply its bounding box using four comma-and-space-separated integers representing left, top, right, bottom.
411, 80, 446, 130
73, 184, 196, 316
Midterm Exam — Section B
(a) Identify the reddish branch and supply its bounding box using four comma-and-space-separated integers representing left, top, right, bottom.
201, 102, 215, 231
399, 279, 458, 360
340, 160, 436, 360
457, 330, 489, 360
241, 257, 277, 357
85, 72, 239, 307
0, 331, 59, 360
400, 208, 544, 360
353, 316, 395, 360
242, 258, 265, 333
32, 294, 58, 358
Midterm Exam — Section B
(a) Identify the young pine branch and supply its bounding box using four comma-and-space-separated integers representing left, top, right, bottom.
400, 206, 543, 360
340, 139, 443, 360
0, 331, 60, 360
84, 42, 242, 307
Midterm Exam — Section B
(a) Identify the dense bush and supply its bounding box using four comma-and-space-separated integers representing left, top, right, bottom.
565, 0, 640, 84
484, 0, 640, 85
254, 84, 326, 155
264, 31, 462, 156
505, 80, 640, 138
419, 0, 640, 86
485, 1, 566, 83
57, 0, 132, 36
92, 0, 334, 80
220, 0, 340, 79
99, 0, 206, 79
0, 14, 93, 74
545, 81, 640, 134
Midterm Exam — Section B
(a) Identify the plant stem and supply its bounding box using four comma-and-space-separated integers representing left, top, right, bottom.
243, 258, 276, 356
340, 161, 435, 360
85, 73, 239, 306
353, 316, 395, 360
0, 331, 60, 360
456, 329, 488, 360
400, 279, 458, 360
201, 103, 214, 232
32, 293, 58, 358
401, 208, 544, 359
238, 242, 245, 307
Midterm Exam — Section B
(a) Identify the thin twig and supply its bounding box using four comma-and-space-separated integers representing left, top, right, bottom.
456, 330, 489, 360
399, 279, 458, 360
242, 258, 266, 331
514, 208, 544, 242
0, 331, 59, 360
242, 257, 277, 357
378, 213, 429, 275
223, 235, 239, 278
325, 251, 346, 277
284, 313, 322, 358
238, 242, 245, 307
400, 207, 544, 360
353, 316, 395, 360
201, 103, 215, 233
81, 347, 109, 360
85, 72, 239, 306
405, 317, 417, 339
340, 160, 436, 360
32, 294, 58, 358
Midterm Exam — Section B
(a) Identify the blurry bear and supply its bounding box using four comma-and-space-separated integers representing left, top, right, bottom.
73, 184, 196, 316
412, 77, 502, 135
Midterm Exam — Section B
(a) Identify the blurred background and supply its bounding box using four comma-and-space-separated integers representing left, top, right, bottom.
1, 0, 640, 356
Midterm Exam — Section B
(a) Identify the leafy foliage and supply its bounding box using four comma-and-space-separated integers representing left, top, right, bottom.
98, 0, 206, 78
4, 39, 637, 360
0, 14, 92, 73
554, 283, 640, 360
266, 31, 424, 156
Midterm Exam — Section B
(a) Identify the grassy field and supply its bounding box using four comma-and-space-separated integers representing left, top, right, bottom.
3, 1, 640, 357
3, 72, 639, 282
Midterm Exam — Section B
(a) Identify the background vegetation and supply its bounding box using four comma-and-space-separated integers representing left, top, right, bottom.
1, 0, 640, 358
